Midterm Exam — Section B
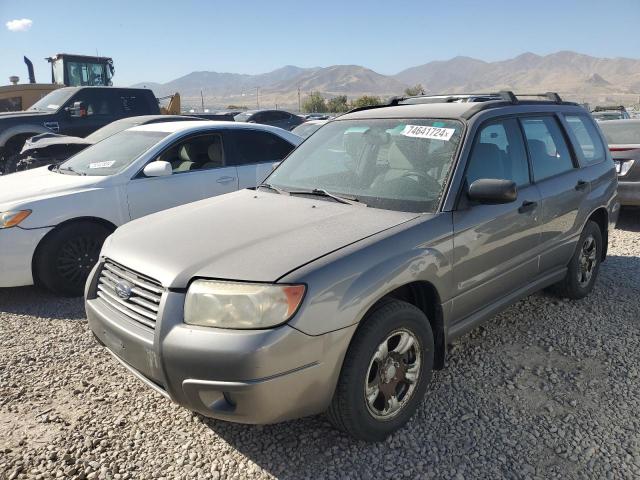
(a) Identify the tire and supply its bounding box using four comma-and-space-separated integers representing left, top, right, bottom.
35, 222, 111, 297
551, 220, 603, 300
327, 299, 434, 441
2, 154, 20, 174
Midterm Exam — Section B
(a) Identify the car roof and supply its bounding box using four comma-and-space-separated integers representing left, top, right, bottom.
598, 118, 640, 126
128, 120, 303, 143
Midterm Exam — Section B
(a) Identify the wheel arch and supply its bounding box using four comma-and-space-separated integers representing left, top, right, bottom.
586, 207, 608, 261
352, 280, 446, 370
31, 216, 117, 284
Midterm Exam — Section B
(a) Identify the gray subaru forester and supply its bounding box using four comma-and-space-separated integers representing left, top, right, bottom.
86, 92, 618, 441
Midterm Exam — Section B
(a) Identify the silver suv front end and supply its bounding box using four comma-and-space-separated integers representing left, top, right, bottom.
85, 259, 355, 424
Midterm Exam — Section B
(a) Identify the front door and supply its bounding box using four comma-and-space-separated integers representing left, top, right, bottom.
451, 117, 542, 321
126, 132, 238, 220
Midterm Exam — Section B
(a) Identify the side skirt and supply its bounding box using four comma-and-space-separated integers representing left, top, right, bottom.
447, 268, 567, 341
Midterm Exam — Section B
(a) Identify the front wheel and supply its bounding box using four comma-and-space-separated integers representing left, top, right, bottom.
35, 222, 111, 297
551, 220, 603, 299
327, 300, 434, 441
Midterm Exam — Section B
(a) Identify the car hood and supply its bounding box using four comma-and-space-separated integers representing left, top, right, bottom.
20, 132, 92, 155
0, 110, 50, 120
104, 189, 419, 287
0, 166, 101, 208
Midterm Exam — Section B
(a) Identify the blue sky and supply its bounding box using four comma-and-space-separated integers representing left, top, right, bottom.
1, 0, 639, 86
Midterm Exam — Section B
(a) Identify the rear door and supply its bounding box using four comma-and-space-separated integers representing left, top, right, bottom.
519, 115, 589, 273
226, 129, 295, 187
451, 117, 542, 321
126, 132, 238, 220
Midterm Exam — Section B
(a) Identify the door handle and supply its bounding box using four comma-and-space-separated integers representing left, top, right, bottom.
518, 200, 538, 214
216, 176, 236, 184
575, 180, 588, 191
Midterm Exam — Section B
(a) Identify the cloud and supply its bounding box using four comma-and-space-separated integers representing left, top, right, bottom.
6, 18, 33, 32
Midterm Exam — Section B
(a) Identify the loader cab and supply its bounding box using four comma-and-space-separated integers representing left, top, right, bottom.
47, 54, 114, 87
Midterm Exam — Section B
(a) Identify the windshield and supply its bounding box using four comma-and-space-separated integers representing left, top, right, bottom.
593, 112, 623, 121
29, 89, 75, 112
57, 130, 168, 176
292, 122, 325, 138
266, 118, 464, 213
234, 112, 253, 122
600, 122, 640, 145
86, 119, 139, 143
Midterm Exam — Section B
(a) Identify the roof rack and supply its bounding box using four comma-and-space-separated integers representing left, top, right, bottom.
497, 91, 563, 103
344, 90, 567, 116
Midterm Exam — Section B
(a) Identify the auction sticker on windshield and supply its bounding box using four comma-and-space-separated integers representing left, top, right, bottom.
401, 125, 455, 141
88, 160, 116, 169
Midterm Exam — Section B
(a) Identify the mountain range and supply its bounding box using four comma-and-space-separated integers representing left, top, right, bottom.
132, 51, 640, 109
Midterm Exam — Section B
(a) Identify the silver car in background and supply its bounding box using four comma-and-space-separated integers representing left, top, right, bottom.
86, 92, 618, 441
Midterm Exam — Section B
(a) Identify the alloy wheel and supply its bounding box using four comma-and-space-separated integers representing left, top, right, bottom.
364, 328, 422, 420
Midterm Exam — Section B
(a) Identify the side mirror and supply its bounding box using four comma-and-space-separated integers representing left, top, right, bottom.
467, 178, 517, 204
67, 101, 87, 118
143, 161, 172, 177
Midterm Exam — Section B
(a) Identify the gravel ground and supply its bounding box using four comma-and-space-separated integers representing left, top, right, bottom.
1, 209, 639, 480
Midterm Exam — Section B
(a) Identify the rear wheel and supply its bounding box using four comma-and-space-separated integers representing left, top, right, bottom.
327, 300, 434, 441
551, 220, 602, 299
35, 222, 111, 297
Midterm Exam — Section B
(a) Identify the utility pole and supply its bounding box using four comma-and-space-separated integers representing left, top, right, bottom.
200, 89, 204, 112
298, 86, 301, 113
256, 86, 260, 109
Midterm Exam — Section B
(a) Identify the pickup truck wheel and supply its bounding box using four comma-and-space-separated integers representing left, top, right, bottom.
327, 300, 434, 441
2, 154, 20, 174
551, 220, 602, 300
35, 223, 111, 297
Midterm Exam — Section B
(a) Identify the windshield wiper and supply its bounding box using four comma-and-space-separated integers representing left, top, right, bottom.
257, 183, 285, 194
288, 188, 366, 206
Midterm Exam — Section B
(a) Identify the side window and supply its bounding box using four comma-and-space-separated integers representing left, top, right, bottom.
272, 111, 290, 121
230, 131, 294, 165
465, 118, 530, 187
563, 115, 606, 166
120, 94, 150, 115
521, 117, 574, 181
156, 134, 225, 174
69, 90, 114, 116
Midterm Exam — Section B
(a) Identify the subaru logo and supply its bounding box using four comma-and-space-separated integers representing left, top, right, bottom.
115, 281, 133, 300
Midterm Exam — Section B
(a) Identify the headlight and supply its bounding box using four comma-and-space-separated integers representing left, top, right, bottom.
184, 280, 306, 329
0, 210, 31, 229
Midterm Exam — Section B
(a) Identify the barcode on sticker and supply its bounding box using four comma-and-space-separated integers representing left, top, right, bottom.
88, 160, 115, 169
401, 125, 455, 141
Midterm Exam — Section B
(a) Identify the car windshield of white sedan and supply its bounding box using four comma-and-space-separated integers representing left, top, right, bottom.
56, 131, 169, 176
266, 119, 463, 213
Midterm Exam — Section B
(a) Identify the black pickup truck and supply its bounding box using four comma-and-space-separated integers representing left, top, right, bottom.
0, 86, 159, 173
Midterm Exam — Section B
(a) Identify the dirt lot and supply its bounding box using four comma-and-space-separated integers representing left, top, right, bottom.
1, 210, 639, 480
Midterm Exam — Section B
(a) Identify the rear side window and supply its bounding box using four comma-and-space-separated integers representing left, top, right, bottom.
521, 117, 574, 181
120, 94, 150, 114
229, 130, 294, 165
564, 115, 606, 166
466, 118, 530, 187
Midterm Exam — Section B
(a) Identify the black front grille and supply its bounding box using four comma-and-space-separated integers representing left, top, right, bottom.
96, 260, 163, 329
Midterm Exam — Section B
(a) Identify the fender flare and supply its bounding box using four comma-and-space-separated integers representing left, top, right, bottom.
0, 124, 51, 149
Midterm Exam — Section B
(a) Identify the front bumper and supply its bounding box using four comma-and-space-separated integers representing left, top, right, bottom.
86, 266, 355, 424
0, 226, 52, 287
617, 181, 640, 206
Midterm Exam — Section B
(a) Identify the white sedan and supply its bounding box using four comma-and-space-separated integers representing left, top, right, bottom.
0, 121, 301, 296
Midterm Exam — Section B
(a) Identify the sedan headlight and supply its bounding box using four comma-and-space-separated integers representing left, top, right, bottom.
184, 280, 306, 329
0, 210, 31, 229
